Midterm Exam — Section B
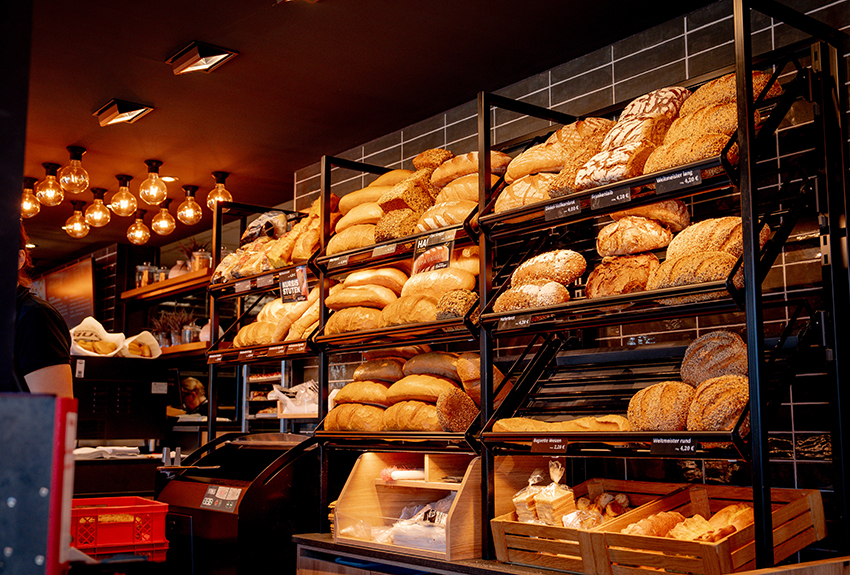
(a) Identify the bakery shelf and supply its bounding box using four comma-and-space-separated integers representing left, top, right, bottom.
120, 268, 213, 302
159, 341, 209, 357
314, 430, 478, 453
207, 339, 314, 365
315, 316, 477, 354
374, 478, 464, 491
208, 259, 317, 301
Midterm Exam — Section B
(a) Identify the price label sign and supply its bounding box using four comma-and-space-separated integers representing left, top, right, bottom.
328, 255, 349, 270
279, 265, 309, 303
238, 349, 255, 360
656, 169, 702, 194
650, 437, 699, 456
234, 279, 252, 294
497, 314, 531, 331
288, 342, 307, 354
411, 230, 455, 275
531, 437, 568, 453
267, 345, 288, 357
372, 243, 397, 257
208, 353, 223, 364
591, 187, 631, 211
544, 198, 581, 221
256, 274, 275, 288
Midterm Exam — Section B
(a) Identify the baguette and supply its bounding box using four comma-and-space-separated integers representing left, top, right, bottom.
272, 286, 320, 342
401, 268, 476, 300
621, 511, 686, 537
386, 374, 459, 404
338, 186, 393, 216
325, 284, 398, 310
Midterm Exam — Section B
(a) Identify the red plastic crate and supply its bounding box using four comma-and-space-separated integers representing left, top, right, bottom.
71, 497, 168, 561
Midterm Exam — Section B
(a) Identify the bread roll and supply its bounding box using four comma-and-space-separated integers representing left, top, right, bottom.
338, 186, 393, 216
586, 254, 660, 299
456, 352, 504, 406
412, 148, 454, 170
601, 113, 672, 152
666, 217, 770, 261
686, 374, 749, 431
545, 117, 616, 149
383, 401, 442, 431
353, 358, 405, 383
643, 133, 738, 175
493, 279, 570, 312
505, 142, 572, 183
622, 511, 686, 537
495, 173, 558, 213
708, 503, 754, 532
618, 86, 692, 122
668, 515, 713, 541
436, 173, 500, 203
610, 199, 690, 233
436, 289, 478, 320
375, 208, 421, 242
334, 380, 392, 407
370, 169, 414, 188
324, 306, 383, 335
493, 417, 551, 433
430, 151, 512, 189
679, 71, 782, 117
403, 352, 460, 382
286, 299, 321, 341
450, 246, 480, 276
681, 330, 748, 387
381, 295, 439, 327
627, 381, 695, 431
378, 178, 434, 213
325, 284, 397, 310
362, 345, 432, 361
343, 267, 408, 295
596, 216, 673, 257
416, 200, 476, 232
325, 403, 385, 432
386, 374, 459, 404
511, 249, 586, 287
575, 141, 656, 191
401, 268, 476, 299
335, 202, 383, 233
326, 224, 376, 255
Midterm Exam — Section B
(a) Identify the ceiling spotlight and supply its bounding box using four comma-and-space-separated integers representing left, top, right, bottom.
167, 41, 237, 75
85, 188, 112, 227
151, 198, 176, 236
22, 177, 40, 218
36, 163, 64, 207
94, 99, 153, 127
64, 200, 90, 239
127, 209, 151, 245
110, 174, 137, 217
177, 185, 203, 225
161, 175, 180, 183
139, 159, 168, 205
207, 171, 233, 211
58, 146, 90, 194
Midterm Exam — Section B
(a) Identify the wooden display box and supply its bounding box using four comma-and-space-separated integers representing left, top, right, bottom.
491, 470, 684, 573
333, 452, 481, 561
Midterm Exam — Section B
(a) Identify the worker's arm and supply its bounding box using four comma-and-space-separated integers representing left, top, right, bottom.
25, 364, 74, 398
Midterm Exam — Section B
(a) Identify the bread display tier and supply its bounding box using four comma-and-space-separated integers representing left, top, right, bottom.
315, 313, 478, 353
208, 260, 315, 301
207, 338, 315, 365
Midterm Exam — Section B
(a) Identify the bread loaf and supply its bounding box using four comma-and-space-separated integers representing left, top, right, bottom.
343, 267, 408, 295
382, 401, 442, 431
492, 415, 631, 432
381, 295, 439, 327
377, 179, 434, 213
495, 173, 558, 213
292, 227, 320, 262
436, 388, 479, 432
375, 208, 422, 242
273, 286, 321, 341
545, 117, 616, 149
437, 173, 500, 203
679, 71, 782, 117
416, 200, 476, 232
494, 279, 570, 312
386, 374, 459, 404
618, 86, 692, 122
325, 403, 385, 432
338, 186, 393, 216
601, 113, 672, 152
610, 199, 690, 233
622, 511, 686, 537
325, 284, 397, 310
493, 417, 551, 433
403, 352, 460, 382
708, 503, 754, 532
450, 246, 480, 276
505, 142, 572, 183
585, 254, 660, 299
362, 345, 431, 361
326, 224, 376, 255
668, 515, 713, 541
335, 202, 383, 233
353, 358, 405, 383
681, 330, 748, 387
627, 381, 695, 431
456, 352, 504, 406
286, 299, 322, 341
643, 133, 738, 175
511, 249, 586, 287
666, 217, 769, 261
401, 267, 476, 299
645, 251, 742, 303
405, 167, 442, 200
575, 141, 656, 191
324, 306, 383, 335
413, 148, 454, 170
686, 374, 749, 431
596, 216, 673, 257
370, 169, 414, 188
436, 289, 478, 320
430, 151, 512, 189
334, 380, 392, 407
665, 102, 757, 145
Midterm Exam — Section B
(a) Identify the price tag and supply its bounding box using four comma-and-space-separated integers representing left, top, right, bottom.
656, 169, 702, 194
267, 345, 288, 357
234, 280, 252, 293
544, 198, 581, 221
288, 342, 307, 354
531, 437, 568, 453
328, 255, 349, 269
497, 315, 531, 331
256, 274, 275, 288
372, 243, 397, 257
208, 353, 223, 364
650, 437, 699, 456
411, 231, 455, 275
279, 265, 309, 303
591, 187, 631, 211
238, 349, 255, 360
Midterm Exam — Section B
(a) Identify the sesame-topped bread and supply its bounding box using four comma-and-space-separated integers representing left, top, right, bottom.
686, 374, 749, 431
665, 217, 770, 261
680, 330, 748, 387
664, 102, 759, 145
412, 148, 454, 170
645, 251, 742, 305
511, 249, 587, 287
627, 381, 695, 431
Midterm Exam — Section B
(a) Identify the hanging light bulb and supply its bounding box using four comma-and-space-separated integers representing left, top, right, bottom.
127, 209, 151, 245
36, 163, 64, 206
57, 146, 90, 194
139, 159, 168, 205
85, 188, 112, 227
206, 171, 233, 211
177, 185, 203, 225
21, 177, 40, 218
151, 198, 176, 236
64, 200, 90, 238
109, 174, 137, 217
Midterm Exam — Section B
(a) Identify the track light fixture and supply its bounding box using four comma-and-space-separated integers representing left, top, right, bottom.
167, 41, 237, 74
94, 99, 153, 126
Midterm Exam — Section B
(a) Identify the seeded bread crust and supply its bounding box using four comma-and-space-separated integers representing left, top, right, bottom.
627, 381, 695, 431
412, 148, 454, 170
686, 374, 749, 431
666, 217, 770, 260
680, 330, 748, 387
679, 71, 782, 117
493, 279, 570, 312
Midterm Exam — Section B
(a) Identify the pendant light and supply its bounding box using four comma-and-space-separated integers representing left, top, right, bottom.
57, 146, 90, 194
139, 159, 168, 205
36, 163, 64, 207
85, 188, 112, 227
151, 198, 176, 236
110, 174, 137, 217
21, 177, 40, 218
127, 209, 151, 245
64, 200, 90, 238
206, 171, 232, 211
177, 185, 203, 225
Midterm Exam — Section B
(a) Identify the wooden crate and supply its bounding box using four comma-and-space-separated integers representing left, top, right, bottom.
491, 472, 685, 573
595, 484, 826, 575
333, 452, 481, 561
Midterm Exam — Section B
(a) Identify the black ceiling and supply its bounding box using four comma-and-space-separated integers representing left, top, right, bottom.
23, 0, 714, 273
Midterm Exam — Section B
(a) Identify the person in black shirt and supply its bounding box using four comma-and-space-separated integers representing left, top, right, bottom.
8, 222, 74, 397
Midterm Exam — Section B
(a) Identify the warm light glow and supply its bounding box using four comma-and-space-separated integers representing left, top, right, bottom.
64, 206, 90, 239
110, 175, 138, 217
168, 42, 237, 75
139, 159, 168, 205
85, 199, 111, 227
177, 197, 203, 225
21, 178, 40, 218
161, 175, 179, 182
58, 146, 89, 194
127, 218, 151, 245
94, 100, 153, 126
36, 163, 64, 207
207, 171, 233, 211
152, 206, 176, 236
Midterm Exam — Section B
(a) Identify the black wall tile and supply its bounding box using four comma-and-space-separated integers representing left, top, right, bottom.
495, 88, 550, 128
446, 116, 477, 147
295, 161, 321, 183
496, 72, 550, 100
295, 176, 319, 199
551, 67, 614, 108
687, 0, 732, 30
796, 461, 835, 490
615, 38, 686, 83
551, 46, 612, 84
614, 17, 685, 60
614, 62, 687, 103
688, 18, 734, 55
402, 129, 446, 160
552, 89, 615, 118
794, 403, 833, 432
363, 147, 402, 173
445, 100, 477, 125
403, 113, 446, 141
495, 116, 552, 145
363, 132, 401, 158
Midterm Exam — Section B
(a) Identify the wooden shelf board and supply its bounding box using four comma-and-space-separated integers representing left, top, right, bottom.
374, 479, 462, 491
159, 341, 208, 356
120, 268, 212, 301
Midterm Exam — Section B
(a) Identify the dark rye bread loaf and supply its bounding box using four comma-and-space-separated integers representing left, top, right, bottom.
686, 375, 749, 431
680, 331, 748, 387
627, 381, 695, 431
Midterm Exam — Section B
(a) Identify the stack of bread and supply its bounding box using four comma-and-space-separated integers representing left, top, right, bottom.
384, 265, 477, 328
324, 267, 408, 335
644, 71, 782, 175
431, 150, 512, 208
561, 492, 632, 529
621, 502, 753, 541
493, 249, 586, 312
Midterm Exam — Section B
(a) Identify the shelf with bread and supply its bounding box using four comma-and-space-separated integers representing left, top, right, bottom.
121, 267, 214, 302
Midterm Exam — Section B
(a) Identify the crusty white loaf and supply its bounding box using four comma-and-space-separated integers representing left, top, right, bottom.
325, 403, 385, 432
324, 306, 383, 335
575, 141, 656, 191
338, 186, 393, 216
436, 173, 500, 204
383, 400, 442, 431
585, 254, 660, 299
450, 246, 480, 276
352, 358, 405, 383
511, 249, 586, 287
680, 330, 748, 387
610, 199, 690, 233
326, 224, 376, 255
401, 268, 476, 299
431, 151, 512, 189
335, 202, 384, 233
618, 86, 692, 122
386, 374, 459, 404
324, 284, 397, 310
403, 352, 460, 382
545, 117, 616, 149
601, 113, 672, 152
343, 267, 408, 295
627, 381, 695, 431
381, 295, 439, 327
415, 200, 477, 232
334, 380, 392, 407
495, 173, 558, 214
493, 279, 570, 312
596, 216, 673, 257
505, 142, 572, 183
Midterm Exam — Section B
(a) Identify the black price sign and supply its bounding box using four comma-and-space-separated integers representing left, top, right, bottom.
591, 187, 631, 211
208, 353, 223, 364
328, 255, 349, 270
411, 230, 455, 275
656, 169, 701, 194
650, 437, 699, 456
238, 349, 255, 360
497, 315, 531, 331
256, 274, 275, 288
372, 243, 397, 257
288, 342, 307, 354
267, 345, 288, 357
279, 265, 309, 303
544, 198, 581, 221
531, 437, 567, 453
